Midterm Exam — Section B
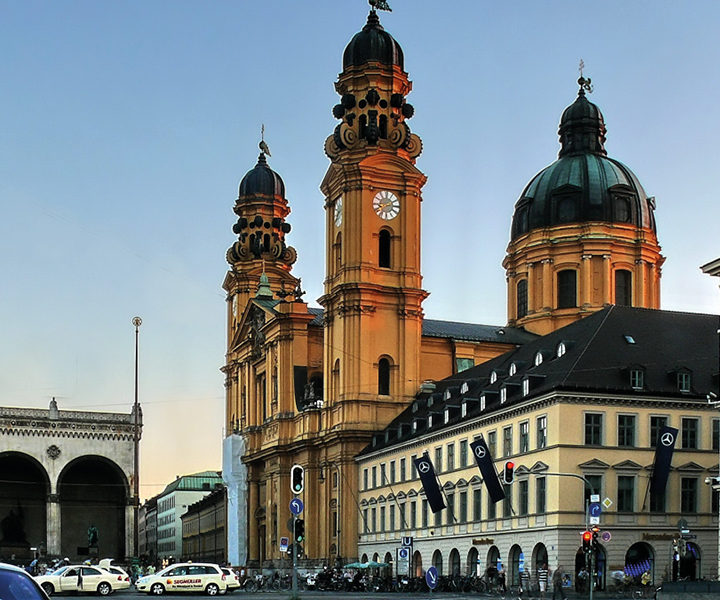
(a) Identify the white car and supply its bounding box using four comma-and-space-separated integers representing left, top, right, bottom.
221, 567, 240, 592
35, 564, 117, 596
98, 559, 131, 591
135, 562, 227, 596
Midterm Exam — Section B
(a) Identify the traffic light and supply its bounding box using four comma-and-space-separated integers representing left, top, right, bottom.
582, 530, 592, 552
290, 464, 304, 495
294, 518, 305, 543
591, 526, 600, 550
502, 461, 515, 484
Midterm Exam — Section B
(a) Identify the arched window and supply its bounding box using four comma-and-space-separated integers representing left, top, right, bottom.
517, 279, 528, 318
615, 269, 632, 306
335, 233, 342, 273
379, 229, 391, 268
378, 357, 391, 395
557, 270, 577, 308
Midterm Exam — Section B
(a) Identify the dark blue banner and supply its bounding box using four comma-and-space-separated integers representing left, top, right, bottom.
413, 453, 446, 513
470, 437, 505, 503
650, 425, 678, 497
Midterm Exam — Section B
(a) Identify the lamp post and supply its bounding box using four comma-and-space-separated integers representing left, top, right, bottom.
132, 316, 142, 559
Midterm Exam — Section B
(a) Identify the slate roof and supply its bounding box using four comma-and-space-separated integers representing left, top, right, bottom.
159, 471, 223, 496
306, 307, 536, 345
361, 306, 720, 455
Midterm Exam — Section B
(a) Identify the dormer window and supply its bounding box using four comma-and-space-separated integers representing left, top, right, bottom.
522, 378, 530, 396
677, 371, 692, 393
556, 342, 566, 358
630, 368, 644, 390
480, 396, 486, 411
500, 387, 507, 404
509, 363, 517, 376
460, 381, 469, 394
461, 403, 467, 418
534, 352, 544, 367
490, 371, 498, 384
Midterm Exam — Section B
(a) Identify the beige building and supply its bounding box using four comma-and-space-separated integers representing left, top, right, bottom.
357, 306, 719, 587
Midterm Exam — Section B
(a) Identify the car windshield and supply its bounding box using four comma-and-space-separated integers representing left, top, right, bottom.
52, 566, 69, 575
0, 569, 47, 600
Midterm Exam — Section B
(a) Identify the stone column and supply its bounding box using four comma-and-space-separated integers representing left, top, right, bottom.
581, 255, 593, 308
125, 502, 136, 559
46, 494, 61, 556
541, 259, 553, 311
602, 255, 612, 304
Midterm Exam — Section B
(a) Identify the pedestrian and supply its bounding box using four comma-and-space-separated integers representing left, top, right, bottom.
77, 567, 83, 592
498, 565, 507, 594
552, 565, 566, 600
537, 563, 549, 600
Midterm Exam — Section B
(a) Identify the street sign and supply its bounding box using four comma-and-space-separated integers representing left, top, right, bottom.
398, 547, 410, 576
601, 531, 612, 542
402, 536, 413, 547
589, 502, 602, 517
590, 494, 600, 503
426, 566, 439, 590
518, 552, 525, 573
279, 537, 289, 552
589, 516, 600, 525
602, 497, 613, 509
290, 498, 304, 515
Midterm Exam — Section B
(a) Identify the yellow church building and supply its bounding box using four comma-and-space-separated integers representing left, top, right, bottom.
220, 2, 716, 582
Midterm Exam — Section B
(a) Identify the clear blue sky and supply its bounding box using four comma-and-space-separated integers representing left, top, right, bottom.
2, 0, 719, 498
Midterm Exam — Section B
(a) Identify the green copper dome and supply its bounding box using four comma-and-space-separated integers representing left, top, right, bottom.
510, 83, 657, 241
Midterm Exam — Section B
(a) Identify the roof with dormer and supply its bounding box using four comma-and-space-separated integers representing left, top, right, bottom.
360, 306, 719, 455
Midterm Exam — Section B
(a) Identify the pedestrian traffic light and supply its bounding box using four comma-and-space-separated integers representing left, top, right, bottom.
294, 518, 305, 543
582, 530, 592, 552
502, 461, 515, 484
290, 464, 304, 495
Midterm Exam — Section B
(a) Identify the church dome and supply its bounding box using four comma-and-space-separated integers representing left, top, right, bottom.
343, 10, 404, 70
510, 81, 656, 241
238, 153, 285, 199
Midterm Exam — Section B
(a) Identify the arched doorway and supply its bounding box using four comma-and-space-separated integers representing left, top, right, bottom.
0, 452, 49, 560
449, 548, 460, 576
361, 553, 368, 563
413, 550, 423, 577
432, 549, 443, 575
676, 541, 700, 581
58, 456, 128, 560
487, 545, 500, 579
625, 542, 654, 583
508, 544, 523, 586
467, 547, 479, 576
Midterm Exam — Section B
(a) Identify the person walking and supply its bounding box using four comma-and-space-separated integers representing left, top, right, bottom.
537, 563, 549, 600
552, 565, 566, 600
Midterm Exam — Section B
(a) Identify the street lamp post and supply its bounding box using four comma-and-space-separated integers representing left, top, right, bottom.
132, 316, 142, 559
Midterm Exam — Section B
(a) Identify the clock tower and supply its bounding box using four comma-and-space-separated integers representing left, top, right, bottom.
320, 5, 426, 430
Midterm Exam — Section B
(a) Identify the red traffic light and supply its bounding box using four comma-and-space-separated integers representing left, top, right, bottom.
502, 461, 515, 484
582, 531, 592, 542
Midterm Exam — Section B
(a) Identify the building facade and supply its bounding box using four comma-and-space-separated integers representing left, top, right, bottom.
356, 306, 720, 586
181, 488, 226, 564
154, 471, 223, 562
0, 399, 140, 561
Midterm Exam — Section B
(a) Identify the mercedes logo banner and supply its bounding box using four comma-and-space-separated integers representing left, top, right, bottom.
413, 453, 446, 513
650, 425, 679, 498
470, 437, 506, 504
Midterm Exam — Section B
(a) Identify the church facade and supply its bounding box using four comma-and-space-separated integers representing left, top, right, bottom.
220, 5, 709, 574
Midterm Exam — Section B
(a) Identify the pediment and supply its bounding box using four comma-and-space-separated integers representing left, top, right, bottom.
455, 478, 469, 488
579, 459, 610, 470
442, 481, 455, 490
396, 491, 407, 499
613, 460, 643, 471
515, 465, 530, 475
675, 461, 705, 472
530, 461, 549, 473
407, 489, 418, 498
377, 494, 387, 502
368, 497, 377, 505
469, 475, 482, 485
386, 493, 395, 501
228, 300, 278, 354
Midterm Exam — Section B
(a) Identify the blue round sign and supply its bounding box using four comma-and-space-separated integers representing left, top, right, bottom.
589, 502, 602, 517
426, 566, 439, 590
290, 498, 304, 515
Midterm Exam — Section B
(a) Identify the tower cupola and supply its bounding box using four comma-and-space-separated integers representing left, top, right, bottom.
342, 9, 404, 69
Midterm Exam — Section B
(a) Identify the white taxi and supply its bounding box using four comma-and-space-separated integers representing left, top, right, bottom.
98, 559, 131, 591
136, 562, 227, 596
35, 564, 117, 596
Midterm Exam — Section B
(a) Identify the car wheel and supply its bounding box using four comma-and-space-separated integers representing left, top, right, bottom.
41, 582, 55, 595
206, 583, 220, 596
151, 582, 166, 595
97, 581, 113, 596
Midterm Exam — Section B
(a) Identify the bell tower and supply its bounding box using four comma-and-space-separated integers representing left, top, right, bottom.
320, 4, 427, 425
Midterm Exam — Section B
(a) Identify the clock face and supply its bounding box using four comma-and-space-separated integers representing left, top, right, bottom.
334, 197, 343, 227
373, 190, 400, 220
